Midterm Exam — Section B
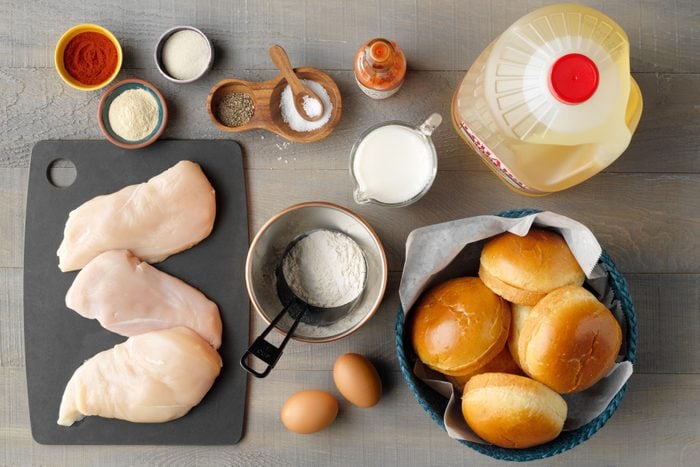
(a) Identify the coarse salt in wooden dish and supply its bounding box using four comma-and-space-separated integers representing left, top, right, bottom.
395, 208, 638, 462
207, 68, 342, 143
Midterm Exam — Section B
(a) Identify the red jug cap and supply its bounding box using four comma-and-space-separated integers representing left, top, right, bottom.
549, 53, 599, 104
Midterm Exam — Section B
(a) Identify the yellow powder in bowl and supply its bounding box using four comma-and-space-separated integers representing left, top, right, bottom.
108, 89, 159, 141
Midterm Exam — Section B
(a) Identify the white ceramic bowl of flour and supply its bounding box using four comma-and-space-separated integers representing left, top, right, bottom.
155, 26, 214, 83
246, 202, 388, 343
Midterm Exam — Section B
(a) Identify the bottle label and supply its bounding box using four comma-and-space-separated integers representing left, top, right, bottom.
457, 121, 546, 195
355, 75, 402, 100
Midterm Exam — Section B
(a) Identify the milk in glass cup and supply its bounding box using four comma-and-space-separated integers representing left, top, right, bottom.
350, 113, 442, 207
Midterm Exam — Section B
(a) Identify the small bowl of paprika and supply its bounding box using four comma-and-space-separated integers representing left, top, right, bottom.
55, 24, 122, 91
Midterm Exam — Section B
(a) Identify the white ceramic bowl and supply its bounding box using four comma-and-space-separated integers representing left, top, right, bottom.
154, 26, 214, 83
246, 201, 388, 343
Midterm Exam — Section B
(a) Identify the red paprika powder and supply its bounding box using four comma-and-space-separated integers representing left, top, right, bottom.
63, 32, 118, 85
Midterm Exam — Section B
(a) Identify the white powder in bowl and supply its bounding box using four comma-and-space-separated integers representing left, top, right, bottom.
280, 79, 333, 132
282, 230, 366, 308
108, 88, 159, 142
161, 29, 210, 81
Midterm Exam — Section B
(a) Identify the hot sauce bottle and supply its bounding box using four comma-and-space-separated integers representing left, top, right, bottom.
354, 38, 406, 99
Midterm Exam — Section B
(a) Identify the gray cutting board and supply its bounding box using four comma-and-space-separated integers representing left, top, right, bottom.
24, 140, 249, 445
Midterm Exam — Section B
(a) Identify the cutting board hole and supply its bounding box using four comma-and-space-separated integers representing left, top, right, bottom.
47, 159, 77, 188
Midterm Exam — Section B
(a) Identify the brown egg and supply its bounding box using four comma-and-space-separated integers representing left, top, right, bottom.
333, 353, 382, 408
280, 390, 338, 434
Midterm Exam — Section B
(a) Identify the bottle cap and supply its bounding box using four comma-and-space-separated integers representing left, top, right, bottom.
369, 40, 392, 63
549, 53, 599, 104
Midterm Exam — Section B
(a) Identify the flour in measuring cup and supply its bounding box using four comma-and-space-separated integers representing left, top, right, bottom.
282, 230, 366, 308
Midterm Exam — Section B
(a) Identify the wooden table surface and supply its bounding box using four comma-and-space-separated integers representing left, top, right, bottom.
1, 1, 698, 465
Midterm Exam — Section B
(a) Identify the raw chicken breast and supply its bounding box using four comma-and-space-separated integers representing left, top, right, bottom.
58, 327, 222, 426
57, 160, 216, 272
66, 250, 222, 348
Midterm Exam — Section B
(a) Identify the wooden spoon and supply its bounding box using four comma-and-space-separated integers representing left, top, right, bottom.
269, 44, 325, 122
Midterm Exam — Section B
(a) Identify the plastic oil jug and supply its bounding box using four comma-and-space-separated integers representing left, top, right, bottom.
452, 3, 643, 195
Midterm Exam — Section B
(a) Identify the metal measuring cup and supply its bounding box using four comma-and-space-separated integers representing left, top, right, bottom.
240, 229, 367, 378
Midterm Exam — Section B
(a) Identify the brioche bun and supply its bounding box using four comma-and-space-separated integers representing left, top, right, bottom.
447, 346, 524, 392
517, 285, 622, 394
462, 373, 567, 449
479, 229, 585, 305
411, 277, 510, 376
507, 303, 531, 369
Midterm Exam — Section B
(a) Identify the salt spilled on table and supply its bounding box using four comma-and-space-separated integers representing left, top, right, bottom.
280, 79, 332, 132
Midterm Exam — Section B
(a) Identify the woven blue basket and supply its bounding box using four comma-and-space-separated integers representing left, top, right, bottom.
395, 208, 638, 462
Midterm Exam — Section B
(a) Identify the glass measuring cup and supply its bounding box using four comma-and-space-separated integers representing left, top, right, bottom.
350, 113, 442, 207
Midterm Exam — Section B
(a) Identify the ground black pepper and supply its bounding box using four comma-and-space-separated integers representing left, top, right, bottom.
216, 92, 255, 127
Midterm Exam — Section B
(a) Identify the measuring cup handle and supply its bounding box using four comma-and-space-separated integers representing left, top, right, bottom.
240, 301, 308, 378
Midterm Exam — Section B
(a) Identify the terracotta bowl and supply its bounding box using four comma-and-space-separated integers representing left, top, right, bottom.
98, 78, 168, 150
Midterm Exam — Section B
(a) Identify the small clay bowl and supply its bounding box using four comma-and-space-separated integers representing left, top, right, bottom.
155, 26, 214, 84
54, 23, 122, 91
207, 67, 342, 143
98, 78, 168, 150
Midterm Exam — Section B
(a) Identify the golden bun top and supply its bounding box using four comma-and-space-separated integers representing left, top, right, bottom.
410, 277, 511, 376
462, 372, 567, 449
479, 229, 585, 305
517, 285, 622, 393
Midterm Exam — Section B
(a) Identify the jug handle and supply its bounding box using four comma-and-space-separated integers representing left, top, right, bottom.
597, 77, 643, 165
625, 77, 643, 133
418, 113, 443, 136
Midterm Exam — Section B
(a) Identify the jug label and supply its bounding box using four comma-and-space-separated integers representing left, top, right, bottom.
458, 121, 545, 195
